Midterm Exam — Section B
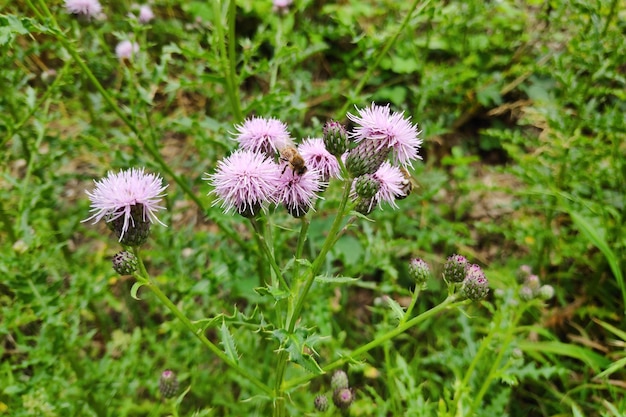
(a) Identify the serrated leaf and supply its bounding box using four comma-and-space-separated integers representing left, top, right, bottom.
382, 296, 405, 322
130, 281, 146, 300
314, 275, 359, 284
289, 349, 324, 375
219, 321, 239, 365
254, 285, 289, 301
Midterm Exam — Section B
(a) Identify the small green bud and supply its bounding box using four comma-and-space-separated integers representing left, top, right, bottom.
112, 251, 138, 275
462, 264, 489, 301
314, 394, 329, 411
538, 285, 555, 300
331, 370, 349, 390
332, 387, 354, 410
322, 120, 349, 156
518, 286, 534, 301
159, 369, 179, 399
408, 258, 431, 285
443, 254, 469, 283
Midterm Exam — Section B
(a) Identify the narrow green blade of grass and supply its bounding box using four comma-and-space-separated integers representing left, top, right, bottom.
567, 209, 625, 313
518, 341, 610, 373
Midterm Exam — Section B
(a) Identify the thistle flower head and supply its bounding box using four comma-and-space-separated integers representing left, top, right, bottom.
138, 5, 154, 23
462, 264, 489, 301
233, 117, 293, 157
206, 149, 282, 218
64, 0, 102, 18
371, 161, 405, 209
345, 139, 391, 177
347, 103, 422, 167
276, 167, 322, 218
298, 138, 341, 182
272, 0, 293, 13
443, 254, 469, 283
115, 40, 139, 60
83, 168, 167, 244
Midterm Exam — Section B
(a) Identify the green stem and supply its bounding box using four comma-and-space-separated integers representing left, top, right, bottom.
131, 247, 272, 396
213, 0, 243, 122
286, 179, 353, 332
284, 295, 468, 390
272, 180, 353, 416
466, 305, 529, 415
401, 287, 421, 324
250, 218, 289, 290
335, 0, 431, 118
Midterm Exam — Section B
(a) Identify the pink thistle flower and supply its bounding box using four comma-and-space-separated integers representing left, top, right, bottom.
233, 117, 293, 157
83, 168, 168, 243
276, 167, 322, 218
138, 5, 155, 23
272, 0, 293, 13
352, 162, 405, 214
64, 0, 102, 18
347, 103, 422, 167
297, 138, 341, 182
206, 149, 282, 217
115, 40, 139, 60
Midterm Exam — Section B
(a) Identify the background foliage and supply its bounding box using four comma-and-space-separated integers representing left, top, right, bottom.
1, 0, 624, 416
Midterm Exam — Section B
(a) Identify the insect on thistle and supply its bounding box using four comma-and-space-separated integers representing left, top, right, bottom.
396, 167, 416, 200
279, 145, 308, 176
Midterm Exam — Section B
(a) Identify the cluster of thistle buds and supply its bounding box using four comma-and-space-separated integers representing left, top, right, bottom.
314, 370, 355, 413
442, 255, 490, 301
517, 265, 554, 301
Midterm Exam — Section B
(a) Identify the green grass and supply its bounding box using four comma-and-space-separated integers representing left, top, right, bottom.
1, 0, 625, 416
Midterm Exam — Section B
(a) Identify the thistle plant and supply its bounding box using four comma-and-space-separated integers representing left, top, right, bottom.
82, 103, 493, 415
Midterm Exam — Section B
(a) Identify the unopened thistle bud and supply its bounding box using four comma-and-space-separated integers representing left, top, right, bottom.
331, 370, 349, 390
525, 274, 541, 293
112, 250, 138, 275
323, 120, 349, 156
443, 254, 469, 283
462, 264, 489, 301
517, 264, 533, 281
159, 369, 179, 399
408, 258, 431, 285
354, 174, 380, 199
345, 140, 391, 178
314, 394, 329, 411
538, 284, 555, 300
332, 387, 354, 410
518, 286, 534, 301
